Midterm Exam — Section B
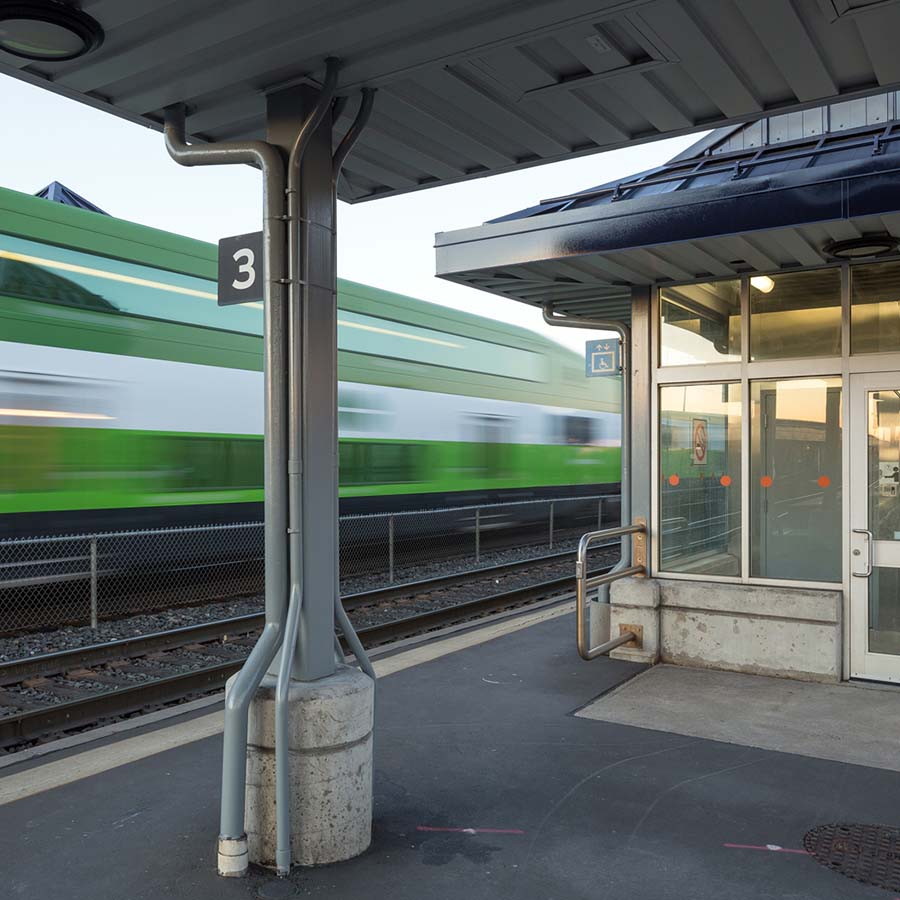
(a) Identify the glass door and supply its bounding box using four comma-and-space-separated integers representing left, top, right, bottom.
850, 373, 900, 681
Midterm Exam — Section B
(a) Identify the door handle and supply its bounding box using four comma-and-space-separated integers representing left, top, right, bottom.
852, 528, 873, 577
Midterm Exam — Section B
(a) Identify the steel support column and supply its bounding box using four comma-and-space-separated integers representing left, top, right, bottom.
267, 84, 339, 681
629, 286, 652, 546
167, 73, 376, 876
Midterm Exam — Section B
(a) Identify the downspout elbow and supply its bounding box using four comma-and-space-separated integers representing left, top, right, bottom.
162, 104, 284, 205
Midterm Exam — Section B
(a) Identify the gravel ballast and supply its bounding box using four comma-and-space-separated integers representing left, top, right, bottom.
0, 534, 617, 663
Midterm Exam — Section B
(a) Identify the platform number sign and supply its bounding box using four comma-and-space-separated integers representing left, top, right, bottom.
691, 417, 708, 466
585, 338, 620, 377
218, 231, 264, 306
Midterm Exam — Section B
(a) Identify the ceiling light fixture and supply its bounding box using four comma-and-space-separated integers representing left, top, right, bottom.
824, 234, 899, 260
750, 275, 775, 294
0, 1, 103, 61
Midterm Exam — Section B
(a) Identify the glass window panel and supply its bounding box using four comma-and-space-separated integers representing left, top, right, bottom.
868, 567, 900, 655
866, 389, 900, 541
659, 383, 741, 576
851, 259, 900, 355
749, 268, 842, 360
659, 280, 740, 366
750, 378, 842, 582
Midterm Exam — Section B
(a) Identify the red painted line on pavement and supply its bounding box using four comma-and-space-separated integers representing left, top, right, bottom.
724, 843, 808, 855
417, 826, 525, 835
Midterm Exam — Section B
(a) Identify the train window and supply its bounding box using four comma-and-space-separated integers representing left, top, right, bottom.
338, 386, 389, 433
339, 442, 422, 485
0, 253, 116, 312
158, 435, 263, 492
559, 415, 595, 445
0, 371, 115, 423
463, 414, 514, 477
225, 438, 264, 490
0, 233, 260, 336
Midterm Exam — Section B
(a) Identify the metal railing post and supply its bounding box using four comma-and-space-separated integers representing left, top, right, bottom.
475, 507, 481, 562
89, 537, 98, 630
598, 497, 603, 532
575, 523, 646, 660
388, 515, 395, 584
549, 502, 554, 550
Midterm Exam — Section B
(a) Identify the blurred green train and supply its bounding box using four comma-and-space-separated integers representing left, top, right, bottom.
0, 185, 621, 537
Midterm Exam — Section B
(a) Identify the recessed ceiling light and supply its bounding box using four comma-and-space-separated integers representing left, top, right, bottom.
824, 234, 899, 260
0, 1, 103, 61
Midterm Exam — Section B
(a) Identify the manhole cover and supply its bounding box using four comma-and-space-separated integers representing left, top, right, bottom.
804, 823, 900, 892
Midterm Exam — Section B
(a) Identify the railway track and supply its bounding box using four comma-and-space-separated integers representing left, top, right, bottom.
0, 550, 615, 749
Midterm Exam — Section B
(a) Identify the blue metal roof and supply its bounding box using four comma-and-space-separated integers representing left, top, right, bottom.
487, 120, 900, 224
436, 116, 900, 322
34, 182, 108, 215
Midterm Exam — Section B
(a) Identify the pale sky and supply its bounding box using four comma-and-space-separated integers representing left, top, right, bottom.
0, 74, 701, 353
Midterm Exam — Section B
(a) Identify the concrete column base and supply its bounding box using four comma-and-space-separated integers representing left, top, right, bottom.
609, 576, 660, 665
239, 664, 374, 869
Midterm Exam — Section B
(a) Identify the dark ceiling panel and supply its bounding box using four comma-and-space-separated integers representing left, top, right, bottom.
3, 0, 900, 202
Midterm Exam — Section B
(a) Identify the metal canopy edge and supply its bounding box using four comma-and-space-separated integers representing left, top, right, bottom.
435, 122, 900, 320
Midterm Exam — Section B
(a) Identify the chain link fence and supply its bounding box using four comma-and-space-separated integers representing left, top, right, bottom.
0, 493, 619, 636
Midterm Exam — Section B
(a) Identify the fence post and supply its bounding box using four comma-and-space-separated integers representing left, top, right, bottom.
388, 515, 395, 584
549, 501, 554, 550
89, 537, 98, 630
475, 507, 480, 563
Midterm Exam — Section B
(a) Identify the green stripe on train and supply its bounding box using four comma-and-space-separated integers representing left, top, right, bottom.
0, 426, 620, 513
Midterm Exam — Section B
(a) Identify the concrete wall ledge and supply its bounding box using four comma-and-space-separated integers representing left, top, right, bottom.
657, 579, 841, 624
610, 577, 843, 683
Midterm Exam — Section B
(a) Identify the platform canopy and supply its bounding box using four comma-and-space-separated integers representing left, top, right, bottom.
435, 102, 900, 322
5, 1, 900, 203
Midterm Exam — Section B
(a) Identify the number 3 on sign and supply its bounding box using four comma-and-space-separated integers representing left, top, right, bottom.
232, 248, 256, 291
218, 231, 263, 305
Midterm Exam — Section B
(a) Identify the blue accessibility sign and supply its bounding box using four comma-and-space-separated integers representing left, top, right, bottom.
585, 338, 621, 377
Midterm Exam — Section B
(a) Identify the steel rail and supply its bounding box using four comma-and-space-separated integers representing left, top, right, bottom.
0, 563, 612, 748
0, 659, 246, 748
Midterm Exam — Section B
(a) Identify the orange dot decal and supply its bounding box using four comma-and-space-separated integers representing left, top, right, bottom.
760, 475, 773, 488
668, 474, 680, 487
818, 475, 831, 489
720, 475, 732, 487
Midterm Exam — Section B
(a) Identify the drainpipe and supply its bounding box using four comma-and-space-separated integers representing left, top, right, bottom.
163, 105, 289, 876
331, 87, 378, 684
274, 58, 340, 878
542, 304, 632, 599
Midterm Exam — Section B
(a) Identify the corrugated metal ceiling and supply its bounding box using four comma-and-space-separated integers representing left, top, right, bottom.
6, 0, 900, 202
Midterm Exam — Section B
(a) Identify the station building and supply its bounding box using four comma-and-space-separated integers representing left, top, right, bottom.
437, 91, 900, 685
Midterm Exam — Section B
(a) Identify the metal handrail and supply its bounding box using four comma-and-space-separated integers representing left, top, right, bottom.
576, 524, 646, 660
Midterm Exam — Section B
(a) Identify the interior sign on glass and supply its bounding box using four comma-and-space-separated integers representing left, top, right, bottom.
585, 338, 620, 377
218, 231, 264, 306
691, 417, 708, 466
